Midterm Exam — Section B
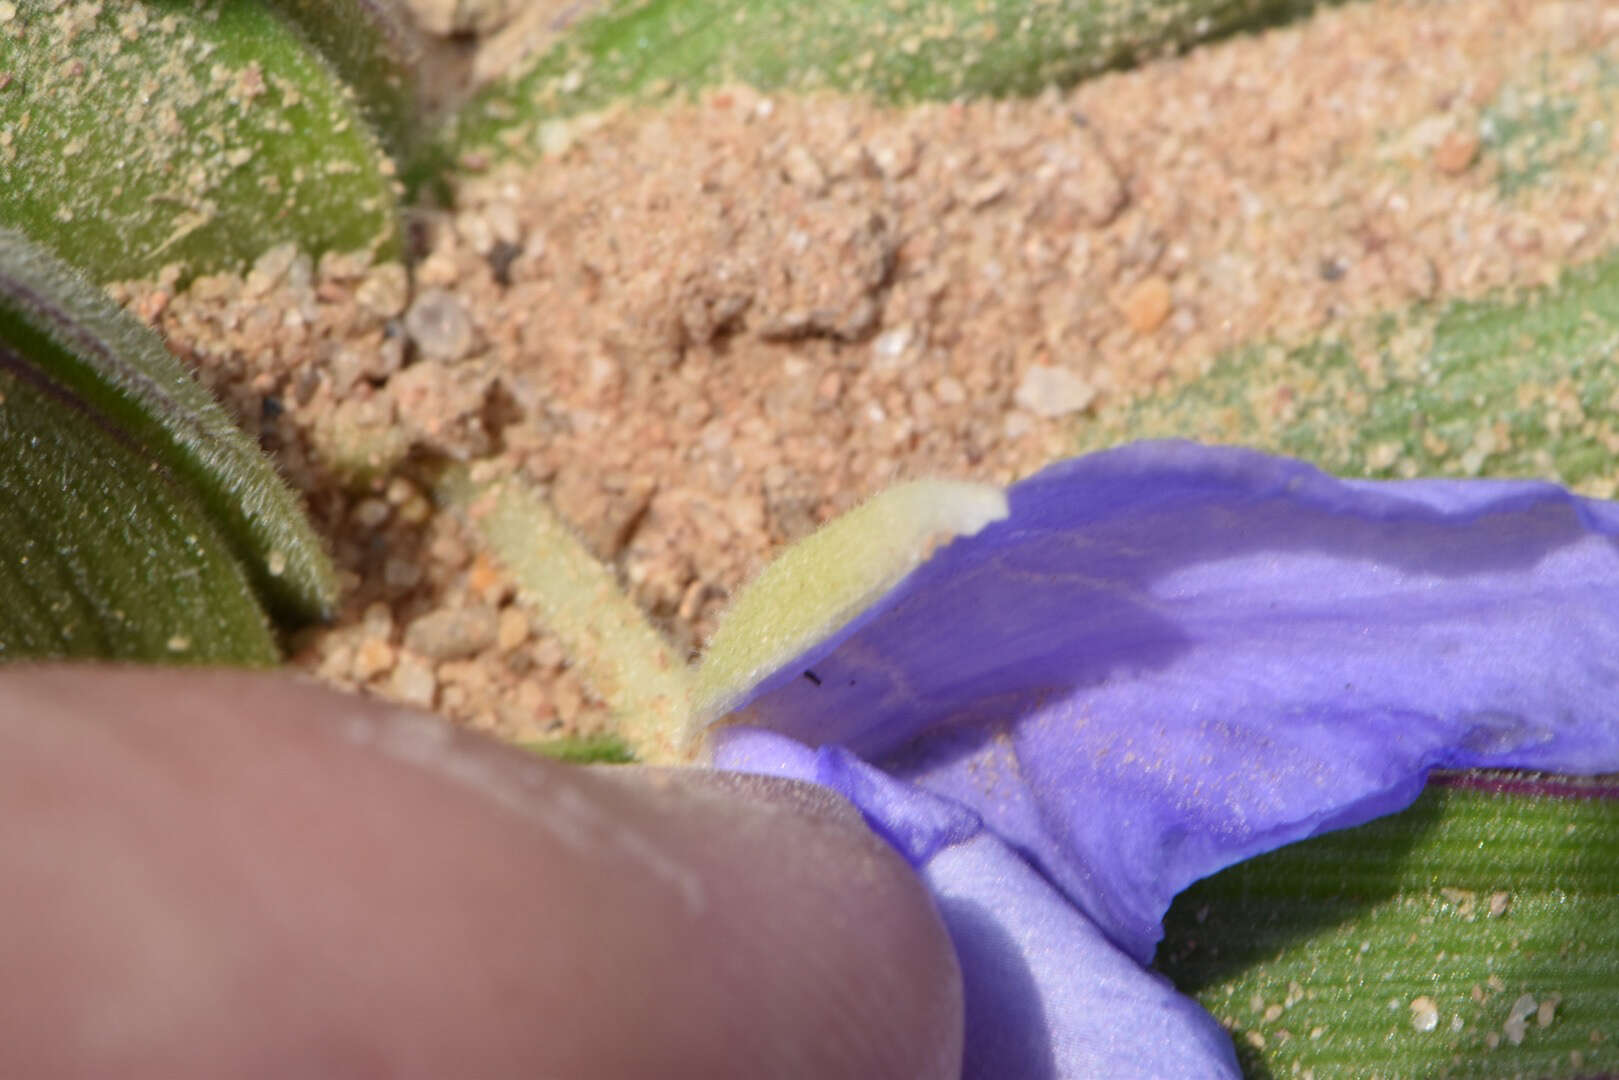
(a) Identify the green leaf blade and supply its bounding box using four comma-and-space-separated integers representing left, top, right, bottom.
259, 0, 428, 168
444, 0, 1322, 163
1084, 250, 1619, 494
0, 1, 401, 282
1159, 780, 1619, 1078
0, 227, 337, 624
521, 733, 637, 765
0, 353, 278, 664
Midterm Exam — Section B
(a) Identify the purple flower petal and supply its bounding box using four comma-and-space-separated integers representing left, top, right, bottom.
718, 726, 1242, 1079
712, 441, 1619, 971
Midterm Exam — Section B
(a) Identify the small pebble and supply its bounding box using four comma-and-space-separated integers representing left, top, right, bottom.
384, 556, 422, 589
456, 212, 497, 256
404, 606, 499, 661
389, 652, 437, 709
404, 288, 475, 362
934, 375, 967, 405
872, 325, 914, 362
356, 262, 410, 319
496, 606, 531, 651
1014, 364, 1097, 418
1433, 129, 1480, 175
1120, 276, 1173, 334
351, 497, 391, 529
485, 201, 522, 246
244, 243, 299, 298
1002, 410, 1034, 440
553, 676, 584, 724
781, 144, 828, 194
361, 601, 395, 637
1064, 126, 1128, 226
352, 637, 397, 680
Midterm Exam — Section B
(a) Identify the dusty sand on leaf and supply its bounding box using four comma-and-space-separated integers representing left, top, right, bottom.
111, 0, 1619, 742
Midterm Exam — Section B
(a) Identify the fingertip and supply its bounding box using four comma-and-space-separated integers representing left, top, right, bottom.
0, 667, 962, 1078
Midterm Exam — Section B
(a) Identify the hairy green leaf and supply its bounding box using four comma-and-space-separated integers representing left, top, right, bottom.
0, 354, 276, 664
438, 465, 693, 763
0, 226, 336, 627
442, 0, 1320, 162
1085, 249, 1619, 495
0, 0, 400, 282
260, 0, 428, 165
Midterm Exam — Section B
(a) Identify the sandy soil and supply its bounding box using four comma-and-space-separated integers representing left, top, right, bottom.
110, 0, 1619, 741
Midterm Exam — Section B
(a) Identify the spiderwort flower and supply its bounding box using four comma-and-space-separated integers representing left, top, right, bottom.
698, 441, 1619, 1078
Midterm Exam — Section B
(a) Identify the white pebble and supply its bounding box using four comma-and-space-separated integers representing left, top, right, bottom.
1014, 364, 1096, 418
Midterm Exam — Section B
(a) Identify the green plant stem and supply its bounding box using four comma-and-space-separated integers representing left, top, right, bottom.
438, 465, 694, 763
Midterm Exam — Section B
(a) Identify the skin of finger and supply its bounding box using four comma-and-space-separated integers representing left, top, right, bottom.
0, 666, 963, 1079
